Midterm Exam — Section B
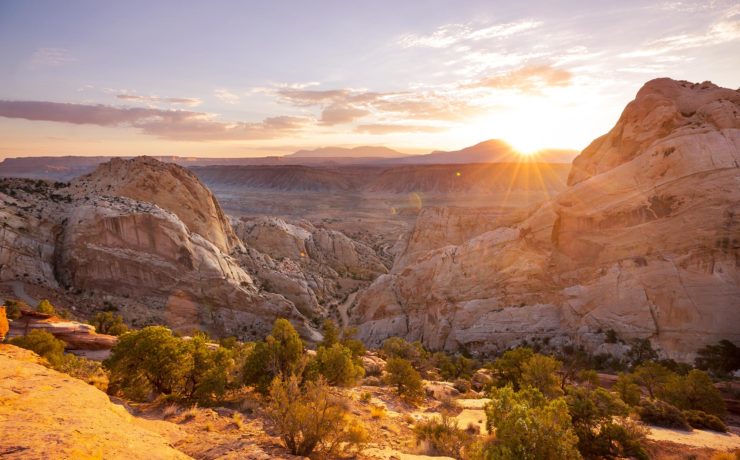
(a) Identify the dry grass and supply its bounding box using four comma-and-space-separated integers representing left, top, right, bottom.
370, 405, 386, 419
232, 412, 244, 430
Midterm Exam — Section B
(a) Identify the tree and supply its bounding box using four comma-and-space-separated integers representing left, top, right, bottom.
625, 338, 658, 367
484, 386, 582, 460
4, 300, 25, 320
340, 326, 366, 360
521, 354, 563, 398
385, 357, 424, 403
9, 330, 65, 366
566, 386, 648, 459
490, 347, 534, 390
319, 319, 340, 349
183, 333, 235, 403
614, 372, 642, 406
633, 361, 674, 399
661, 369, 727, 419
104, 326, 193, 400
266, 375, 358, 457
695, 340, 740, 379
91, 311, 129, 336
315, 343, 364, 387
37, 299, 57, 315
381, 337, 428, 370
243, 318, 304, 393
0, 307, 8, 341
433, 352, 476, 381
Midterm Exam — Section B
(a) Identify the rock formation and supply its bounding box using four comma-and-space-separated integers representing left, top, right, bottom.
7, 310, 117, 351
0, 344, 191, 459
351, 78, 740, 359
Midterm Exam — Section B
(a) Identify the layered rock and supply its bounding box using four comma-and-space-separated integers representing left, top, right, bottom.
7, 310, 117, 351
351, 78, 740, 359
69, 157, 240, 253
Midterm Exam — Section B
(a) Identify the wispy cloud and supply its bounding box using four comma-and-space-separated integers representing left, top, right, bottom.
116, 94, 202, 106
467, 65, 573, 92
214, 89, 240, 104
397, 20, 542, 49
0, 100, 312, 141
355, 123, 444, 134
28, 48, 75, 68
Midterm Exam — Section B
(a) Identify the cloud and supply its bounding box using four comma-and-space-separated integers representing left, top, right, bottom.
320, 104, 370, 125
0, 100, 312, 141
397, 20, 541, 49
116, 94, 202, 106
620, 7, 740, 57
29, 48, 75, 67
468, 65, 573, 92
355, 123, 445, 134
214, 89, 240, 104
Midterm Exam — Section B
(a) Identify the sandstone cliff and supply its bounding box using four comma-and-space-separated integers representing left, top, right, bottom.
351, 78, 740, 359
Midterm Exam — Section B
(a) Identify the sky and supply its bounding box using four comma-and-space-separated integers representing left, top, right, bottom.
0, 0, 738, 158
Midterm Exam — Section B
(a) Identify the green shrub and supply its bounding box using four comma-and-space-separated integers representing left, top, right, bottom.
4, 300, 26, 319
242, 318, 304, 393
381, 337, 428, 370
566, 386, 648, 459
661, 369, 727, 419
91, 311, 129, 336
56, 353, 109, 391
319, 318, 340, 349
490, 347, 534, 390
484, 386, 581, 460
315, 343, 364, 387
521, 354, 563, 398
452, 378, 471, 394
36, 299, 57, 315
10, 330, 66, 366
695, 340, 740, 379
183, 333, 235, 403
385, 357, 424, 403
104, 326, 193, 400
614, 372, 642, 406
638, 399, 690, 430
633, 361, 674, 398
683, 410, 728, 432
414, 413, 472, 459
433, 352, 476, 381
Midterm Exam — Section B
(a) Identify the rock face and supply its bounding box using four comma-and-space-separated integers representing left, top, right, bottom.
351, 78, 740, 359
0, 344, 191, 460
0, 159, 319, 342
70, 157, 240, 253
234, 216, 388, 318
7, 310, 117, 351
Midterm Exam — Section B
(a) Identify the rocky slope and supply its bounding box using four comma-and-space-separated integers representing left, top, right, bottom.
350, 78, 740, 359
0, 344, 190, 459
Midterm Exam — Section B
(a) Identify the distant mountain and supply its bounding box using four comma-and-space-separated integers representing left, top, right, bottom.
287, 146, 407, 158
391, 140, 577, 165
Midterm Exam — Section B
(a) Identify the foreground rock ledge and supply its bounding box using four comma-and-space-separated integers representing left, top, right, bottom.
0, 344, 190, 460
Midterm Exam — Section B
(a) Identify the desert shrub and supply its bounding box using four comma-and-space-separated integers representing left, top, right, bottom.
414, 413, 472, 459
10, 329, 66, 366
0, 307, 8, 341
91, 311, 128, 336
104, 326, 193, 400
453, 378, 471, 394
56, 353, 109, 391
566, 386, 648, 459
242, 318, 304, 393
661, 369, 727, 419
4, 300, 26, 319
614, 372, 642, 406
633, 361, 674, 398
490, 347, 534, 390
605, 329, 619, 343
36, 299, 57, 315
359, 391, 372, 403
683, 410, 728, 432
370, 404, 386, 419
695, 340, 740, 379
484, 386, 581, 460
340, 326, 366, 359
319, 318, 340, 349
638, 399, 690, 430
266, 375, 361, 457
315, 343, 364, 387
626, 338, 658, 367
385, 357, 424, 403
433, 351, 476, 381
183, 333, 235, 403
381, 337, 428, 370
521, 353, 563, 398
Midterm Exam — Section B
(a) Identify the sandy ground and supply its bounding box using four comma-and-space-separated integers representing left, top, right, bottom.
648, 426, 740, 451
